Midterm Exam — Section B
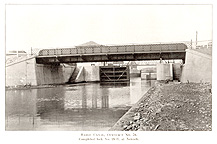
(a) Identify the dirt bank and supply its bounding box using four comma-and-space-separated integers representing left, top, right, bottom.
110, 82, 212, 131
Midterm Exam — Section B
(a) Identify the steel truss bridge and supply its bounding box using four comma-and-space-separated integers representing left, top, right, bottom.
36, 43, 187, 64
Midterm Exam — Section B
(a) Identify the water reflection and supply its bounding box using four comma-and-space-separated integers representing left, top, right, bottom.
6, 78, 155, 131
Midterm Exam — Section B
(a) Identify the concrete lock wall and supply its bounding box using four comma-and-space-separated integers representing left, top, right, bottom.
35, 64, 75, 85
6, 57, 75, 86
75, 66, 85, 82
62, 65, 76, 82
181, 49, 212, 83
141, 66, 157, 73
35, 64, 63, 85
84, 66, 100, 82
141, 73, 149, 80
130, 68, 141, 77
172, 63, 182, 80
6, 57, 37, 86
156, 63, 173, 80
141, 73, 157, 80
73, 66, 100, 83
141, 66, 157, 80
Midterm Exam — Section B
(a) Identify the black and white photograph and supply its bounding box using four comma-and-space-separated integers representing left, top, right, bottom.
1, 1, 216, 144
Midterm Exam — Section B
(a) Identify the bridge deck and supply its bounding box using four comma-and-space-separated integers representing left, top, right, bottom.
36, 43, 187, 64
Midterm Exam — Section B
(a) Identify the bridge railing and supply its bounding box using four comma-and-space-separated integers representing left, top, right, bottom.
38, 43, 187, 56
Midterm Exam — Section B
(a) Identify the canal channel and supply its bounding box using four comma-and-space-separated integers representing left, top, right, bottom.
5, 78, 155, 131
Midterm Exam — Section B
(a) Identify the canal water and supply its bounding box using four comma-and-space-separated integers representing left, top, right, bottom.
5, 78, 155, 131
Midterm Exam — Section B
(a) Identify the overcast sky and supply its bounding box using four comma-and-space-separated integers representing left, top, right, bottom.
6, 5, 212, 53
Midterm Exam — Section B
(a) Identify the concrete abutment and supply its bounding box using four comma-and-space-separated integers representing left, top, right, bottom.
180, 49, 212, 83
6, 57, 76, 87
6, 57, 100, 87
6, 48, 212, 87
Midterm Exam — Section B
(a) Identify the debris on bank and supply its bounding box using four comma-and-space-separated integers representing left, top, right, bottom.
110, 82, 212, 131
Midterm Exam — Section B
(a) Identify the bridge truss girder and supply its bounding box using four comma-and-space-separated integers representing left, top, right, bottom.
36, 52, 185, 64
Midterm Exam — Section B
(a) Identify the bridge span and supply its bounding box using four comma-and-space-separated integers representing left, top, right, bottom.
36, 43, 187, 64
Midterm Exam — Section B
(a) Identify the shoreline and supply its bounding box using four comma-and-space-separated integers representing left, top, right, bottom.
5, 83, 85, 90
5, 81, 131, 90
110, 82, 212, 131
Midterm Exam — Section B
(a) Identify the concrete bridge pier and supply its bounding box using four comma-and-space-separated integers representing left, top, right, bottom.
156, 48, 212, 83
156, 63, 173, 81
156, 63, 182, 81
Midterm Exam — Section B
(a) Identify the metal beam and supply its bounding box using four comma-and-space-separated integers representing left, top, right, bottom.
36, 43, 187, 64
36, 52, 185, 64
